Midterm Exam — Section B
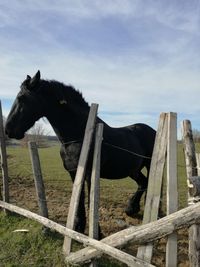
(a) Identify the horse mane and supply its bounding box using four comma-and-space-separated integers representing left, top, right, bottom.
40, 79, 89, 108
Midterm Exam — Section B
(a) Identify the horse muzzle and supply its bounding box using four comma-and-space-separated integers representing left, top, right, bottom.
5, 123, 24, 140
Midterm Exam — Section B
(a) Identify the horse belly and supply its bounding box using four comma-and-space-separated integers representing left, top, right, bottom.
100, 155, 140, 179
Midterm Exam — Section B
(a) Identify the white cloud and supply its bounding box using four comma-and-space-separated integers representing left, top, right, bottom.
1, 46, 200, 117
0, 0, 200, 135
2, 0, 199, 33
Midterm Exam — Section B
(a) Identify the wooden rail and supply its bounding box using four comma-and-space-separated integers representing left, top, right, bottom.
66, 202, 200, 265
0, 201, 154, 267
2, 200, 200, 266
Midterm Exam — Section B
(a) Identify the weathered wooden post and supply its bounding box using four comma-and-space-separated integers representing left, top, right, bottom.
166, 112, 178, 267
196, 153, 200, 176
0, 100, 9, 208
63, 103, 98, 256
89, 123, 103, 267
137, 112, 168, 262
182, 120, 200, 266
28, 141, 48, 218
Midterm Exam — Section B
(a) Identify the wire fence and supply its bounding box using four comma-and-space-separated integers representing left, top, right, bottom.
0, 142, 191, 217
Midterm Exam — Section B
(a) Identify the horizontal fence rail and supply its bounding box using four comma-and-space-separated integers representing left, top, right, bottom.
66, 200, 200, 265
0, 201, 155, 267
1, 201, 200, 265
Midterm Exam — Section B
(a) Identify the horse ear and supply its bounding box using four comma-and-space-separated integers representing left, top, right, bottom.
29, 70, 41, 89
26, 75, 31, 80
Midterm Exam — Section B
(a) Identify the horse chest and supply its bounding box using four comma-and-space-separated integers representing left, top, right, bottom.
60, 143, 82, 172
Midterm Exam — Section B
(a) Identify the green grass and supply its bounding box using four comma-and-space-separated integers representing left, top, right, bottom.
0, 142, 195, 266
0, 213, 65, 267
7, 146, 71, 183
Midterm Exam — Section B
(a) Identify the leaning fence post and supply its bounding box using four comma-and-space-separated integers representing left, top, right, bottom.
196, 153, 200, 176
89, 123, 104, 267
28, 141, 48, 218
63, 103, 98, 256
182, 120, 200, 267
137, 112, 168, 263
0, 100, 9, 208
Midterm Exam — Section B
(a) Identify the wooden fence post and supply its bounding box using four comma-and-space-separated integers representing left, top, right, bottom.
28, 141, 48, 218
166, 112, 178, 267
137, 112, 168, 263
89, 123, 104, 267
63, 103, 98, 256
0, 100, 9, 207
182, 120, 200, 266
196, 153, 200, 176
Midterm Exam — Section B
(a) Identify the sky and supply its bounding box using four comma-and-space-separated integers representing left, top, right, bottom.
0, 0, 200, 137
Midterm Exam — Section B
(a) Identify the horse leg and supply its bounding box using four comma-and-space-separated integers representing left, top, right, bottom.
69, 171, 86, 233
125, 171, 148, 216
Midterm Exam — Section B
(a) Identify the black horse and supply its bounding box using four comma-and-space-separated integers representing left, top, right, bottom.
5, 71, 156, 233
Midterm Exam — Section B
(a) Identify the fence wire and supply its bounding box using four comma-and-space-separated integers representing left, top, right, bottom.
0, 143, 196, 225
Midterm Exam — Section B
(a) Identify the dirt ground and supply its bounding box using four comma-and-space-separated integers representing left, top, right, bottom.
8, 176, 189, 267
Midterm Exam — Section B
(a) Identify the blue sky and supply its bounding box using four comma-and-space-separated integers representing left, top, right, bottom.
0, 0, 200, 136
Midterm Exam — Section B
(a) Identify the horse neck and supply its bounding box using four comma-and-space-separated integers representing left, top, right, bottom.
45, 104, 91, 144
45, 105, 110, 145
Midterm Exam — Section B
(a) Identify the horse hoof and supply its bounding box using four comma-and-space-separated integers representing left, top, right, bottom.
125, 205, 140, 217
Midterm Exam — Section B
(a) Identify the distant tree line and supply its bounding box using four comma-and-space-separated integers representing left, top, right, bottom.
192, 129, 200, 143
21, 122, 50, 148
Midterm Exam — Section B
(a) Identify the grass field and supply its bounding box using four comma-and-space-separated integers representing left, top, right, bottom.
0, 142, 199, 267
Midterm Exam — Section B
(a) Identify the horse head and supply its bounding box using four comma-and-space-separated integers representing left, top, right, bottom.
5, 70, 45, 139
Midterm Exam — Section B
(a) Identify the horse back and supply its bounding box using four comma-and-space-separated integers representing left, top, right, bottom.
128, 123, 156, 158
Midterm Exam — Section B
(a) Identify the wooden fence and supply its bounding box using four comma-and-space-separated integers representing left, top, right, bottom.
0, 100, 9, 207
182, 120, 200, 266
1, 101, 200, 266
